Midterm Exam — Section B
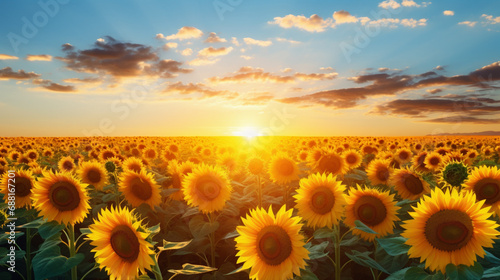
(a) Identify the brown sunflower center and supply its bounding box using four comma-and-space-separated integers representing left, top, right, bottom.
354, 195, 387, 226
102, 151, 114, 160
257, 225, 292, 266
196, 176, 221, 201
110, 225, 140, 262
130, 177, 153, 201
474, 178, 500, 204
429, 157, 440, 166
425, 209, 473, 252
404, 174, 424, 194
318, 155, 342, 174
310, 186, 335, 215
346, 154, 357, 164
399, 151, 409, 160
275, 159, 294, 176
146, 150, 156, 158
171, 173, 182, 189
62, 160, 74, 171
87, 169, 101, 183
376, 168, 389, 182
49, 181, 81, 211
28, 152, 37, 160
16, 176, 32, 197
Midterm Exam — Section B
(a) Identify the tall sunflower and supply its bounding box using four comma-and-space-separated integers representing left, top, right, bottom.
401, 188, 500, 273
463, 165, 500, 216
389, 168, 430, 200
87, 206, 155, 280
235, 206, 309, 280
423, 152, 443, 172
342, 149, 363, 170
31, 171, 90, 224
183, 164, 232, 213
366, 159, 392, 186
78, 160, 109, 191
394, 148, 412, 165
58, 156, 76, 173
268, 153, 299, 185
122, 157, 145, 173
0, 169, 35, 208
294, 173, 347, 228
313, 150, 348, 176
119, 169, 161, 209
344, 186, 400, 241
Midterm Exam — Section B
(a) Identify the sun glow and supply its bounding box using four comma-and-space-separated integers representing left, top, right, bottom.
232, 126, 262, 139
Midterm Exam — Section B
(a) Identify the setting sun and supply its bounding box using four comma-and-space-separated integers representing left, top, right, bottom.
231, 126, 262, 139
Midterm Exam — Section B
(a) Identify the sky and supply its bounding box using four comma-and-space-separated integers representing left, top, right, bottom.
0, 0, 499, 137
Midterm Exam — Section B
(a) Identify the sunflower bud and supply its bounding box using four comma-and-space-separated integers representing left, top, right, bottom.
105, 161, 116, 173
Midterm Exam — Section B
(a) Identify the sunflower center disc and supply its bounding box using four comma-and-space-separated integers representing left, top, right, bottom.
49, 181, 80, 211
130, 177, 153, 200
354, 195, 387, 226
110, 225, 140, 262
404, 174, 424, 194
16, 177, 32, 197
62, 160, 73, 171
147, 150, 155, 158
442, 163, 468, 187
346, 154, 357, 164
319, 156, 342, 175
129, 163, 141, 173
425, 209, 473, 252
87, 169, 101, 183
28, 152, 37, 159
310, 186, 335, 215
376, 168, 389, 182
399, 151, 409, 160
474, 178, 500, 204
429, 157, 440, 166
196, 178, 221, 201
257, 225, 292, 266
172, 174, 182, 189
276, 159, 294, 176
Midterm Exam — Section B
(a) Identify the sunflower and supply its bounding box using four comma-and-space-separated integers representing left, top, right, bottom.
8, 151, 20, 162
119, 169, 161, 209
31, 171, 90, 224
412, 151, 430, 173
438, 160, 469, 188
463, 166, 500, 216
342, 149, 363, 170
142, 147, 157, 161
218, 153, 239, 176
366, 159, 392, 186
389, 168, 430, 200
313, 150, 348, 176
297, 150, 309, 162
401, 188, 500, 273
100, 149, 116, 161
394, 148, 412, 165
25, 149, 39, 162
247, 157, 264, 175
87, 206, 154, 280
58, 156, 76, 173
424, 152, 443, 172
78, 160, 108, 191
165, 160, 185, 201
294, 173, 347, 228
122, 157, 145, 173
0, 169, 35, 208
235, 206, 309, 280
268, 153, 299, 185
183, 164, 232, 213
344, 186, 400, 241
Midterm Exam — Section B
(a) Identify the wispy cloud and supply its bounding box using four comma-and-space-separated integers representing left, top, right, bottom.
0, 67, 40, 80
243, 37, 273, 47
205, 32, 227, 43
157, 26, 204, 41
26, 54, 53, 61
269, 14, 333, 32
0, 54, 19, 60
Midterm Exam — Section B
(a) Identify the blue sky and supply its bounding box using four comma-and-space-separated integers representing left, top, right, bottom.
1, 0, 499, 136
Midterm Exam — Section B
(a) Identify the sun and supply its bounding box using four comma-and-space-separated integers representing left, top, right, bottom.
232, 126, 262, 139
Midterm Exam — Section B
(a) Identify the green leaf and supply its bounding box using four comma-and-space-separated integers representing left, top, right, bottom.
102, 192, 119, 202
340, 234, 361, 247
148, 223, 161, 236
225, 265, 246, 275
181, 207, 199, 218
305, 241, 329, 260
168, 263, 217, 275
222, 230, 239, 240
345, 250, 389, 275
137, 275, 153, 280
80, 228, 92, 235
161, 188, 180, 197
0, 231, 24, 245
17, 217, 45, 229
483, 266, 500, 279
483, 251, 500, 266
445, 262, 483, 280
404, 267, 445, 280
38, 221, 65, 239
296, 267, 320, 280
33, 242, 84, 280
386, 267, 411, 280
354, 220, 378, 234
376, 237, 410, 256
189, 215, 219, 239
159, 239, 192, 251
313, 227, 335, 239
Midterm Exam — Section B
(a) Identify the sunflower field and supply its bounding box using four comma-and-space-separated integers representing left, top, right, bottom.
1, 136, 500, 280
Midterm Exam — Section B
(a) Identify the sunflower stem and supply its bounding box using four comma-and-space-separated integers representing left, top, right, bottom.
152, 254, 164, 280
334, 225, 341, 280
257, 174, 262, 208
283, 184, 288, 208
26, 228, 32, 280
68, 224, 77, 280
80, 264, 99, 280
208, 212, 216, 268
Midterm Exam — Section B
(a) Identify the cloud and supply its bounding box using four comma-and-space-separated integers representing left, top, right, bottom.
208, 66, 337, 84
163, 81, 236, 99
435, 65, 445, 70
379, 0, 429, 9
162, 26, 203, 41
205, 32, 227, 43
56, 36, 192, 79
63, 77, 101, 84
279, 61, 500, 109
481, 14, 500, 25
426, 88, 442, 94
333, 10, 359, 24
268, 14, 333, 32
181, 48, 193, 56
422, 116, 500, 124
458, 21, 477, 27
32, 79, 76, 92
443, 10, 454, 16
198, 47, 233, 57
275, 37, 301, 44
379, 0, 401, 9
188, 57, 220, 66
243, 37, 273, 47
0, 67, 40, 80
0, 54, 19, 60
26, 54, 52, 61
239, 94, 274, 105
400, 18, 427, 28
164, 42, 178, 49
231, 37, 240, 46
402, 0, 419, 7
367, 18, 427, 28
240, 55, 253, 60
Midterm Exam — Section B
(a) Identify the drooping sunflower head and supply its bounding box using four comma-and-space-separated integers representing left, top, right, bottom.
183, 163, 232, 213
366, 159, 392, 186
31, 171, 90, 225
87, 206, 155, 280
78, 160, 109, 191
1, 169, 35, 208
294, 173, 347, 228
58, 156, 76, 173
424, 152, 443, 172
119, 169, 161, 209
342, 149, 363, 170
389, 167, 430, 200
313, 150, 348, 176
235, 206, 309, 280
438, 160, 469, 188
247, 157, 265, 175
463, 165, 500, 216
122, 157, 145, 173
412, 151, 431, 173
344, 185, 400, 241
401, 188, 500, 273
268, 153, 299, 185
